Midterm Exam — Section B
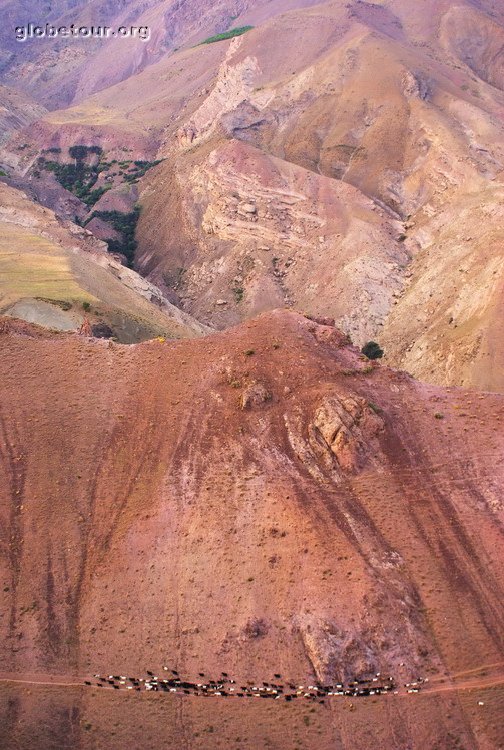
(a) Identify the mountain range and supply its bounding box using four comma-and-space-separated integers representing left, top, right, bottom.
0, 2, 503, 748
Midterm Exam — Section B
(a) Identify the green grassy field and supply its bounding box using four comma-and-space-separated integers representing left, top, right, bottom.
200, 26, 254, 45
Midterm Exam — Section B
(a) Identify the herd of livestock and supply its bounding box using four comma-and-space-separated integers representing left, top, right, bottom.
84, 668, 428, 702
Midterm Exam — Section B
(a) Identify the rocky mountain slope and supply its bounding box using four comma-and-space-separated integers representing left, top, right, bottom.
0, 0, 322, 108
1, 674, 503, 750
0, 85, 46, 147
0, 310, 503, 750
3, 0, 503, 389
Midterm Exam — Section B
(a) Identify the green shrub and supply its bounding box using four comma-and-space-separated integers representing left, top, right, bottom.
126, 159, 163, 179
361, 341, 384, 360
82, 186, 110, 206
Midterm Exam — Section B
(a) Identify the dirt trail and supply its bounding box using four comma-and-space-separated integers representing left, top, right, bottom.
1, 668, 503, 699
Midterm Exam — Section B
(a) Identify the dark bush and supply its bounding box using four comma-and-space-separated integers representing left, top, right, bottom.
91, 322, 114, 339
69, 145, 102, 161
361, 341, 384, 360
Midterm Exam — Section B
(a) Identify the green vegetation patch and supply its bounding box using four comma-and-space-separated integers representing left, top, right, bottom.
37, 146, 162, 203
200, 26, 254, 45
86, 207, 140, 267
368, 401, 383, 415
39, 147, 109, 206
233, 286, 244, 303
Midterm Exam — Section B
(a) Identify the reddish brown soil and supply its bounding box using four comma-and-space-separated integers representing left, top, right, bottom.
0, 680, 503, 750
0, 309, 503, 748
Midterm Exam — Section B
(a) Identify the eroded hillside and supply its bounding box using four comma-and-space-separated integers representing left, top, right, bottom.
0, 310, 503, 747
0, 311, 502, 679
0, 182, 208, 342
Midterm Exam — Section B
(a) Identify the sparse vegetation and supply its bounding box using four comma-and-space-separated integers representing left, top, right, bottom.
82, 186, 110, 206
163, 267, 186, 289
233, 286, 244, 303
37, 297, 72, 311
199, 26, 254, 45
362, 341, 384, 360
125, 159, 163, 181
243, 617, 269, 638
368, 401, 383, 414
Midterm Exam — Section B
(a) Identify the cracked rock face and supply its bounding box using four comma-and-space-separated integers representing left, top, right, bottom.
309, 395, 384, 474
240, 380, 272, 410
